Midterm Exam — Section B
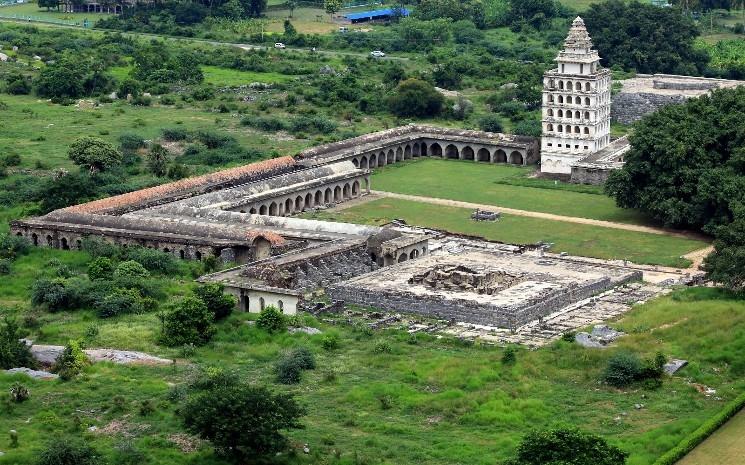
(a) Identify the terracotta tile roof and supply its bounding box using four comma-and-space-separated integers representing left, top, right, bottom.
63, 157, 296, 215
246, 230, 286, 246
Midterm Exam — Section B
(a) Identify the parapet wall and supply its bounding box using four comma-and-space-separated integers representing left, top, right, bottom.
611, 92, 688, 125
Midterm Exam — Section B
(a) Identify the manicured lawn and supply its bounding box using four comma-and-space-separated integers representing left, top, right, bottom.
677, 409, 745, 465
371, 159, 653, 225
0, 1, 111, 24
305, 198, 706, 267
0, 245, 743, 465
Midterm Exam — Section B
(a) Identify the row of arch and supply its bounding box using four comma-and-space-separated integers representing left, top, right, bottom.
349, 141, 526, 168
546, 109, 592, 120
547, 95, 592, 106
239, 295, 285, 312
548, 80, 593, 92
238, 180, 363, 216
546, 124, 591, 135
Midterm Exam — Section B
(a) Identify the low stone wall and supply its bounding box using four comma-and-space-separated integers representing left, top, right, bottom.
570, 165, 614, 184
611, 92, 687, 125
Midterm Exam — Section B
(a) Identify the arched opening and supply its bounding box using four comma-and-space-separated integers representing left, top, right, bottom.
574, 126, 580, 134
343, 183, 351, 199
575, 96, 581, 104
305, 192, 313, 208
547, 123, 554, 131
445, 144, 459, 159
352, 181, 360, 196
324, 188, 332, 204
60, 237, 69, 250
333, 186, 342, 202
179, 250, 185, 259
46, 235, 53, 247
269, 202, 278, 216
549, 95, 554, 103
584, 111, 590, 119
396, 147, 403, 161
254, 237, 272, 260
195, 251, 202, 261
398, 254, 408, 263
295, 196, 304, 212
360, 156, 369, 169
574, 111, 580, 119
559, 81, 564, 89
558, 95, 563, 104
31, 233, 38, 246
369, 154, 377, 168
315, 190, 323, 205
404, 145, 412, 159
413, 143, 420, 157
495, 149, 507, 163
477, 148, 490, 162
163, 248, 170, 253
575, 82, 581, 91
420, 142, 428, 156
249, 207, 258, 214
409, 250, 416, 259
259, 205, 268, 215
509, 151, 523, 165
15, 232, 22, 237
277, 300, 284, 312
259, 297, 265, 311
285, 198, 293, 214
584, 97, 590, 105
387, 149, 394, 164
240, 295, 249, 312
429, 143, 442, 157
547, 109, 553, 117
558, 109, 563, 117
352, 158, 359, 168
558, 125, 563, 132
584, 127, 590, 134
585, 82, 591, 91
461, 146, 474, 161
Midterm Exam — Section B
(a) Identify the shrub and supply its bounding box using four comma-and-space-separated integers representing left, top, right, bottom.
241, 115, 288, 132
289, 347, 316, 370
161, 127, 191, 142
9, 382, 29, 403
0, 233, 30, 259
138, 399, 156, 416
193, 283, 235, 320
160, 296, 216, 346
30, 278, 77, 312
118, 133, 147, 152
478, 114, 504, 133
94, 288, 149, 318
87, 257, 115, 281
602, 352, 644, 388
321, 334, 339, 351
122, 246, 178, 274
181, 381, 305, 462
113, 260, 150, 280
0, 259, 10, 275
36, 437, 103, 465
256, 306, 286, 333
373, 341, 392, 354
275, 356, 303, 384
52, 340, 88, 381
387, 78, 444, 117
505, 426, 628, 465
502, 346, 517, 365
196, 130, 235, 149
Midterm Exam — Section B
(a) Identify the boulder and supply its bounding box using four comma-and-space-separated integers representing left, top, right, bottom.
590, 325, 625, 344
289, 326, 322, 335
28, 343, 171, 366
574, 332, 604, 348
4, 367, 59, 380
663, 359, 688, 375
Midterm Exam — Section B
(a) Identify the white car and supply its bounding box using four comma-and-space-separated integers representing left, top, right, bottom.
370, 50, 385, 58
274, 43, 286, 49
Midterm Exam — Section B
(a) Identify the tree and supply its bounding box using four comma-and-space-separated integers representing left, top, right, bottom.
287, 0, 297, 18
243, 0, 267, 18
324, 0, 342, 20
52, 339, 89, 380
181, 380, 305, 462
147, 144, 169, 177
584, 0, 709, 74
387, 79, 444, 117
67, 137, 123, 173
0, 317, 36, 370
35, 54, 86, 99
478, 114, 504, 133
505, 0, 558, 30
36, 437, 103, 465
4, 72, 32, 95
193, 283, 236, 320
506, 427, 628, 465
703, 215, 745, 292
160, 296, 216, 346
38, 0, 60, 11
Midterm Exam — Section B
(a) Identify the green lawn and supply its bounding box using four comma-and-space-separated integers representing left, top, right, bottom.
677, 409, 745, 465
305, 198, 706, 267
0, 246, 743, 465
0, 1, 111, 24
109, 65, 295, 86
370, 159, 654, 225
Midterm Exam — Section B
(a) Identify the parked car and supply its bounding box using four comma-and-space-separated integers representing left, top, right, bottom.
274, 43, 286, 49
339, 26, 349, 33
370, 50, 385, 58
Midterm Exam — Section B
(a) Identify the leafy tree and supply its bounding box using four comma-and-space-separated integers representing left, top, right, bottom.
181, 380, 305, 461
256, 306, 286, 333
113, 260, 150, 280
478, 114, 504, 133
243, 0, 268, 18
160, 296, 216, 346
414, 0, 487, 28
4, 72, 32, 95
505, 0, 558, 30
0, 317, 36, 370
584, 0, 708, 74
387, 79, 444, 117
35, 53, 86, 99
36, 437, 103, 465
87, 257, 115, 281
147, 144, 169, 177
67, 137, 123, 173
193, 283, 236, 320
38, 0, 60, 11
506, 427, 628, 465
324, 0, 342, 19
703, 216, 745, 292
53, 339, 88, 380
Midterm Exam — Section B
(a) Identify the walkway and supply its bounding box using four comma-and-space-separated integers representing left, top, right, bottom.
676, 409, 745, 465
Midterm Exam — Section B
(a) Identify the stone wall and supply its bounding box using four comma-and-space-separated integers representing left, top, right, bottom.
611, 92, 687, 125
570, 165, 614, 184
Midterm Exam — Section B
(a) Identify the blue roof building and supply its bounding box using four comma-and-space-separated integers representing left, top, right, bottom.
344, 8, 410, 23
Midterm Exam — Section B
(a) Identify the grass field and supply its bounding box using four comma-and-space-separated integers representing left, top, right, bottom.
677, 409, 745, 465
109, 65, 295, 85
0, 243, 743, 465
0, 1, 111, 24
305, 197, 706, 267
370, 159, 654, 225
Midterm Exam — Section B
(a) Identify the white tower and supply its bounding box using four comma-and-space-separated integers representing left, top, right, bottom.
540, 17, 611, 175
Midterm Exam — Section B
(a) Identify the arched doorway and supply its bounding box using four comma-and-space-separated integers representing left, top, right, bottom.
333, 186, 342, 202
477, 148, 490, 162
305, 192, 313, 208
269, 202, 278, 216
461, 146, 474, 161
360, 156, 369, 169
285, 198, 293, 215
343, 183, 351, 199
404, 145, 412, 159
495, 149, 507, 163
396, 147, 403, 161
429, 143, 442, 157
259, 205, 268, 215
387, 149, 394, 164
445, 144, 459, 159
295, 195, 304, 212
509, 151, 524, 165
315, 190, 323, 205
324, 188, 332, 204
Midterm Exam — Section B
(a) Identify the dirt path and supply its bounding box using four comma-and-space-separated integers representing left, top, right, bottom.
370, 191, 710, 241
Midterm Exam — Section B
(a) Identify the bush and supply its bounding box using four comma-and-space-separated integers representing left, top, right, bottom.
506, 426, 628, 465
31, 278, 77, 312
161, 127, 191, 142
256, 306, 286, 333
113, 260, 150, 280
501, 346, 517, 365
275, 356, 303, 384
289, 347, 316, 370
241, 115, 288, 132
478, 114, 504, 133
321, 334, 339, 351
387, 78, 444, 117
94, 288, 151, 318
373, 341, 392, 354
118, 133, 147, 152
36, 437, 103, 465
9, 382, 30, 403
0, 259, 11, 275
0, 233, 30, 260
87, 257, 115, 280
602, 352, 644, 388
122, 246, 178, 274
193, 283, 235, 320
52, 339, 88, 381
160, 296, 216, 346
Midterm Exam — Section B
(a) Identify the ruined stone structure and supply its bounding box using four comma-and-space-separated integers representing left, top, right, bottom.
540, 17, 612, 176
611, 74, 745, 124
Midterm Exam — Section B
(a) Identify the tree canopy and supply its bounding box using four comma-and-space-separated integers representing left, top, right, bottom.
67, 137, 123, 173
506, 427, 628, 465
387, 78, 445, 118
584, 0, 708, 74
605, 86, 745, 291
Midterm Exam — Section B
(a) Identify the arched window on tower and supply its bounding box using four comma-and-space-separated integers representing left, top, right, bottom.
547, 109, 553, 117
557, 109, 563, 117
575, 82, 582, 91
575, 111, 580, 119
585, 97, 591, 105
575, 96, 582, 104
574, 126, 581, 133
558, 95, 564, 104
558, 125, 563, 132
584, 127, 590, 134
547, 123, 553, 131
559, 81, 564, 90
585, 82, 591, 91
